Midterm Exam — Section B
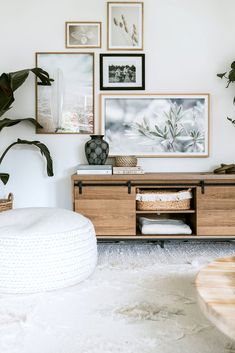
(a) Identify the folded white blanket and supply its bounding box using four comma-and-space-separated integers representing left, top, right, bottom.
139, 217, 192, 235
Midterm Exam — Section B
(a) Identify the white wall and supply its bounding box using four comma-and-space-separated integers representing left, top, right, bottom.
0, 0, 235, 208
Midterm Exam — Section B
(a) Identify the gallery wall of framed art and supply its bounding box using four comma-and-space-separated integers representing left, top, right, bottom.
35, 0, 210, 158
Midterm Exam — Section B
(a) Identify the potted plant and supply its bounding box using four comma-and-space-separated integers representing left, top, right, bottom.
217, 60, 235, 126
0, 68, 54, 186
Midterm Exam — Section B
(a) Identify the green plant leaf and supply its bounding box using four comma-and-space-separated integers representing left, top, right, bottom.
228, 69, 235, 82
9, 70, 30, 92
9, 68, 53, 92
0, 73, 14, 117
217, 72, 227, 79
0, 139, 54, 177
231, 61, 235, 69
0, 173, 9, 185
31, 68, 53, 86
0, 68, 53, 118
0, 118, 42, 132
227, 117, 235, 125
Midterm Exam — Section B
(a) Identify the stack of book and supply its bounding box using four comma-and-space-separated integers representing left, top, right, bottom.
77, 165, 112, 175
113, 166, 145, 175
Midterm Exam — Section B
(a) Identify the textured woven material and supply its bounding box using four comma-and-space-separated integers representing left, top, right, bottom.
115, 156, 137, 167
136, 189, 192, 211
0, 208, 97, 293
0, 193, 13, 212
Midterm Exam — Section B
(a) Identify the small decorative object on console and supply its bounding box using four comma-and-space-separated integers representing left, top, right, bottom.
77, 164, 112, 175
115, 155, 137, 167
85, 135, 109, 165
214, 164, 235, 174
113, 166, 144, 174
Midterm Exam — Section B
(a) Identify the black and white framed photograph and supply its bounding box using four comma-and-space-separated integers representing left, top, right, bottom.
100, 94, 210, 157
66, 22, 101, 48
100, 54, 145, 90
107, 2, 143, 50
36, 52, 94, 134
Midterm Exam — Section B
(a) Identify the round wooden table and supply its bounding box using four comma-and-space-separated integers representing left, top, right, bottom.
196, 256, 235, 340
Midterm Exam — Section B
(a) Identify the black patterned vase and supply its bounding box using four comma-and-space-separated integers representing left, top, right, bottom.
85, 135, 109, 165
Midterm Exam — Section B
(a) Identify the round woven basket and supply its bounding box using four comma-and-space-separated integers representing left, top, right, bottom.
115, 156, 137, 167
0, 193, 13, 212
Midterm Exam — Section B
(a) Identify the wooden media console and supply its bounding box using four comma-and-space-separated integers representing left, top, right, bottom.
72, 173, 235, 241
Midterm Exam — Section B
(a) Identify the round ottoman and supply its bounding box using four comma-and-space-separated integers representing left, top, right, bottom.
0, 208, 97, 293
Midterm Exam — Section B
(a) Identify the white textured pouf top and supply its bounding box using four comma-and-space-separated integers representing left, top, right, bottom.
0, 208, 97, 293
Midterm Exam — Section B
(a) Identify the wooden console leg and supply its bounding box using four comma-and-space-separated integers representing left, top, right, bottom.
160, 241, 165, 249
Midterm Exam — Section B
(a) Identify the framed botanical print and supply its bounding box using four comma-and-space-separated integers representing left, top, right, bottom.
36, 52, 94, 134
65, 22, 102, 48
107, 2, 144, 50
100, 53, 145, 90
100, 93, 210, 157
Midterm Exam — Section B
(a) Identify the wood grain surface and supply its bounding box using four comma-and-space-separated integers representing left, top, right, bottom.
196, 256, 235, 340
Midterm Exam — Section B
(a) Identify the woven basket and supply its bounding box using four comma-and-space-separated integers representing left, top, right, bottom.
0, 193, 13, 212
136, 189, 192, 211
115, 156, 137, 167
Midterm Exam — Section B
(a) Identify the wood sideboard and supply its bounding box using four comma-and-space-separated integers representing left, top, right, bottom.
71, 173, 235, 241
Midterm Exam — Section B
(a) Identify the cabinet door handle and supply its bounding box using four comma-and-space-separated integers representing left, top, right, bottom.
200, 180, 205, 194
127, 181, 132, 194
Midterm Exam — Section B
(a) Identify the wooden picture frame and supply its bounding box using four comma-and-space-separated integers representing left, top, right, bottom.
107, 2, 144, 50
36, 52, 94, 134
100, 93, 210, 157
65, 22, 102, 48
100, 53, 145, 90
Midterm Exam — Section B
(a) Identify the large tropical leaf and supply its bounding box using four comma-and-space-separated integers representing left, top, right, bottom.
0, 118, 42, 132
0, 138, 54, 177
0, 68, 54, 118
0, 173, 9, 185
9, 68, 53, 92
0, 73, 14, 117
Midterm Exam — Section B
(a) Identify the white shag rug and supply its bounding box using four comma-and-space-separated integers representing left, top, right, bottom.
1, 241, 235, 353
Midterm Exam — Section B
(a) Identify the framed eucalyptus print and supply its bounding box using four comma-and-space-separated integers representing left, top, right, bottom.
107, 2, 143, 50
100, 53, 145, 90
36, 52, 94, 134
100, 94, 210, 157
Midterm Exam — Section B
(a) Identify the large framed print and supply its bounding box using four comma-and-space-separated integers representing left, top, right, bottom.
100, 94, 210, 157
107, 2, 143, 50
100, 54, 145, 90
36, 52, 94, 134
65, 22, 102, 48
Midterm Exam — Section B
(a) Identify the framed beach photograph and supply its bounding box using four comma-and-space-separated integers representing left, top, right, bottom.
100, 94, 210, 157
107, 2, 143, 50
36, 52, 94, 134
66, 22, 102, 48
100, 53, 145, 90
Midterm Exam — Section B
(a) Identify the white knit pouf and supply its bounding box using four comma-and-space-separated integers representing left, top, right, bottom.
0, 208, 97, 293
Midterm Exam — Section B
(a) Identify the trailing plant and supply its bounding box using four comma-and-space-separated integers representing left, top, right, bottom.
0, 68, 54, 184
217, 60, 235, 126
